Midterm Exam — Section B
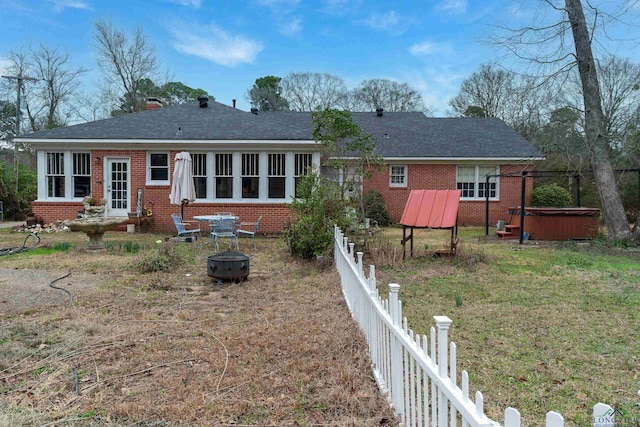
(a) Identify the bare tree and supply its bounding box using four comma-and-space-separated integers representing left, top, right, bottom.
28, 45, 87, 130
280, 72, 348, 111
449, 63, 516, 119
3, 45, 86, 132
351, 78, 429, 113
492, 0, 635, 240
557, 55, 640, 158
449, 62, 551, 141
94, 19, 160, 114
564, 0, 632, 240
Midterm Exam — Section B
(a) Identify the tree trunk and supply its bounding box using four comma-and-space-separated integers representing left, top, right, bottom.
565, 0, 633, 240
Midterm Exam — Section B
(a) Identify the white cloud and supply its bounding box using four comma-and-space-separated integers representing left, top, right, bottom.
165, 0, 202, 8
409, 40, 452, 57
410, 41, 436, 56
168, 21, 264, 66
280, 18, 302, 36
47, 0, 92, 12
360, 11, 400, 31
436, 0, 467, 14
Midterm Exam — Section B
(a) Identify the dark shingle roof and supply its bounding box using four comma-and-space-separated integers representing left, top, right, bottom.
19, 101, 542, 159
260, 111, 542, 159
20, 101, 309, 140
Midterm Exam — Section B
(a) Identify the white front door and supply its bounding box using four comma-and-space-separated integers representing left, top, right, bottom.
105, 158, 130, 217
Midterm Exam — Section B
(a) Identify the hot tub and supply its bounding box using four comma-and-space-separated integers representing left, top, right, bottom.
511, 207, 600, 240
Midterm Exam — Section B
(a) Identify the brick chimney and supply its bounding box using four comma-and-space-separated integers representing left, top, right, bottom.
146, 97, 162, 110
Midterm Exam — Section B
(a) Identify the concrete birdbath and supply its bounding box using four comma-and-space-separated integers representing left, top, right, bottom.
64, 217, 129, 253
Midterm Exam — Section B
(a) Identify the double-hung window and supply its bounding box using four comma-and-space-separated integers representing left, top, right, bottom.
242, 153, 259, 199
72, 153, 91, 197
192, 153, 207, 199
294, 154, 313, 198
457, 165, 499, 200
148, 152, 169, 185
268, 153, 286, 199
215, 153, 233, 198
45, 151, 91, 199
46, 153, 65, 198
389, 165, 407, 187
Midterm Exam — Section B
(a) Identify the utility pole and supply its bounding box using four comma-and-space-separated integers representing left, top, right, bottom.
2, 74, 38, 195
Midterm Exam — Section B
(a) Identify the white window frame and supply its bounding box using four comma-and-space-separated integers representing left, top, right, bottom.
268, 153, 286, 199
192, 153, 208, 200
46, 152, 66, 198
72, 152, 92, 198
295, 153, 313, 198
40, 151, 92, 201
215, 153, 234, 199
146, 152, 170, 185
389, 164, 407, 188
457, 165, 500, 200
241, 153, 260, 199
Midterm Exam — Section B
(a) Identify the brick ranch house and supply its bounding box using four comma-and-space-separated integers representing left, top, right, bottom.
17, 98, 542, 233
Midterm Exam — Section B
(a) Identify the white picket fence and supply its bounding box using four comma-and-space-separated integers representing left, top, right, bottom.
333, 226, 566, 427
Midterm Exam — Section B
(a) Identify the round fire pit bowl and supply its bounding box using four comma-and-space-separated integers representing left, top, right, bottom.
207, 250, 250, 283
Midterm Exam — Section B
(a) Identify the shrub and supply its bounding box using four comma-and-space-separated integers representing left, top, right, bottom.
363, 190, 391, 226
284, 173, 349, 259
531, 184, 573, 207
138, 254, 171, 273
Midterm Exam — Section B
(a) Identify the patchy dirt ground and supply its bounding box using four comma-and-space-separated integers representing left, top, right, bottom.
0, 231, 398, 426
0, 269, 109, 313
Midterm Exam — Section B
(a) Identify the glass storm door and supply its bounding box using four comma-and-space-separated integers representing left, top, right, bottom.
106, 158, 130, 217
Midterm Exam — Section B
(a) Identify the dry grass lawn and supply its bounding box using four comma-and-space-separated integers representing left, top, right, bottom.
0, 228, 397, 426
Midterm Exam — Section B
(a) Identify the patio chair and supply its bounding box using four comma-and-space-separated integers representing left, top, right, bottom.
236, 216, 262, 250
209, 217, 239, 251
171, 213, 201, 241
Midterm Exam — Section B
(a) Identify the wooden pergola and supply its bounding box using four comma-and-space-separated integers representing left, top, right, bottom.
400, 189, 461, 259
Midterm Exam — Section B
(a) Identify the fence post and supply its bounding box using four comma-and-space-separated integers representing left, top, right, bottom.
357, 252, 364, 278
368, 265, 378, 369
389, 283, 404, 417
546, 411, 564, 427
593, 403, 614, 427
505, 407, 521, 427
435, 316, 453, 427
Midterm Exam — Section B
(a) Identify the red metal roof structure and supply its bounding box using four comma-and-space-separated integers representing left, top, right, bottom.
399, 189, 462, 258
400, 189, 461, 228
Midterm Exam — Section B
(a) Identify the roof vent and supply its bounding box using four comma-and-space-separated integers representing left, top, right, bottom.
198, 95, 209, 108
250, 108, 258, 115
376, 108, 383, 117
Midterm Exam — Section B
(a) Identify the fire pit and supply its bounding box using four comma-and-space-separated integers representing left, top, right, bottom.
207, 251, 250, 283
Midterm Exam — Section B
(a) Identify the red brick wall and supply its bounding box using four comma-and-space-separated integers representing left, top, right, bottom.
32, 149, 291, 234
364, 163, 534, 226
32, 149, 534, 231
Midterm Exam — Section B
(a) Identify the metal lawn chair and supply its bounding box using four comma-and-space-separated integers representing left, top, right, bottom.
236, 216, 262, 250
171, 213, 200, 241
209, 217, 239, 250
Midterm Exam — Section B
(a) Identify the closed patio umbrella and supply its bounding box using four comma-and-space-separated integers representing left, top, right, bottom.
169, 151, 196, 219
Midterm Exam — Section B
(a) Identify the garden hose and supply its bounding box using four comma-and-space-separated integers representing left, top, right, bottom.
0, 232, 41, 256
49, 270, 74, 306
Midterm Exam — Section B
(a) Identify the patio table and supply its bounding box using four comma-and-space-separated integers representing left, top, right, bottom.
193, 214, 240, 234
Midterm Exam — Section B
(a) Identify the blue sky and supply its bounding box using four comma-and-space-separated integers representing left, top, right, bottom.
1, 0, 639, 117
